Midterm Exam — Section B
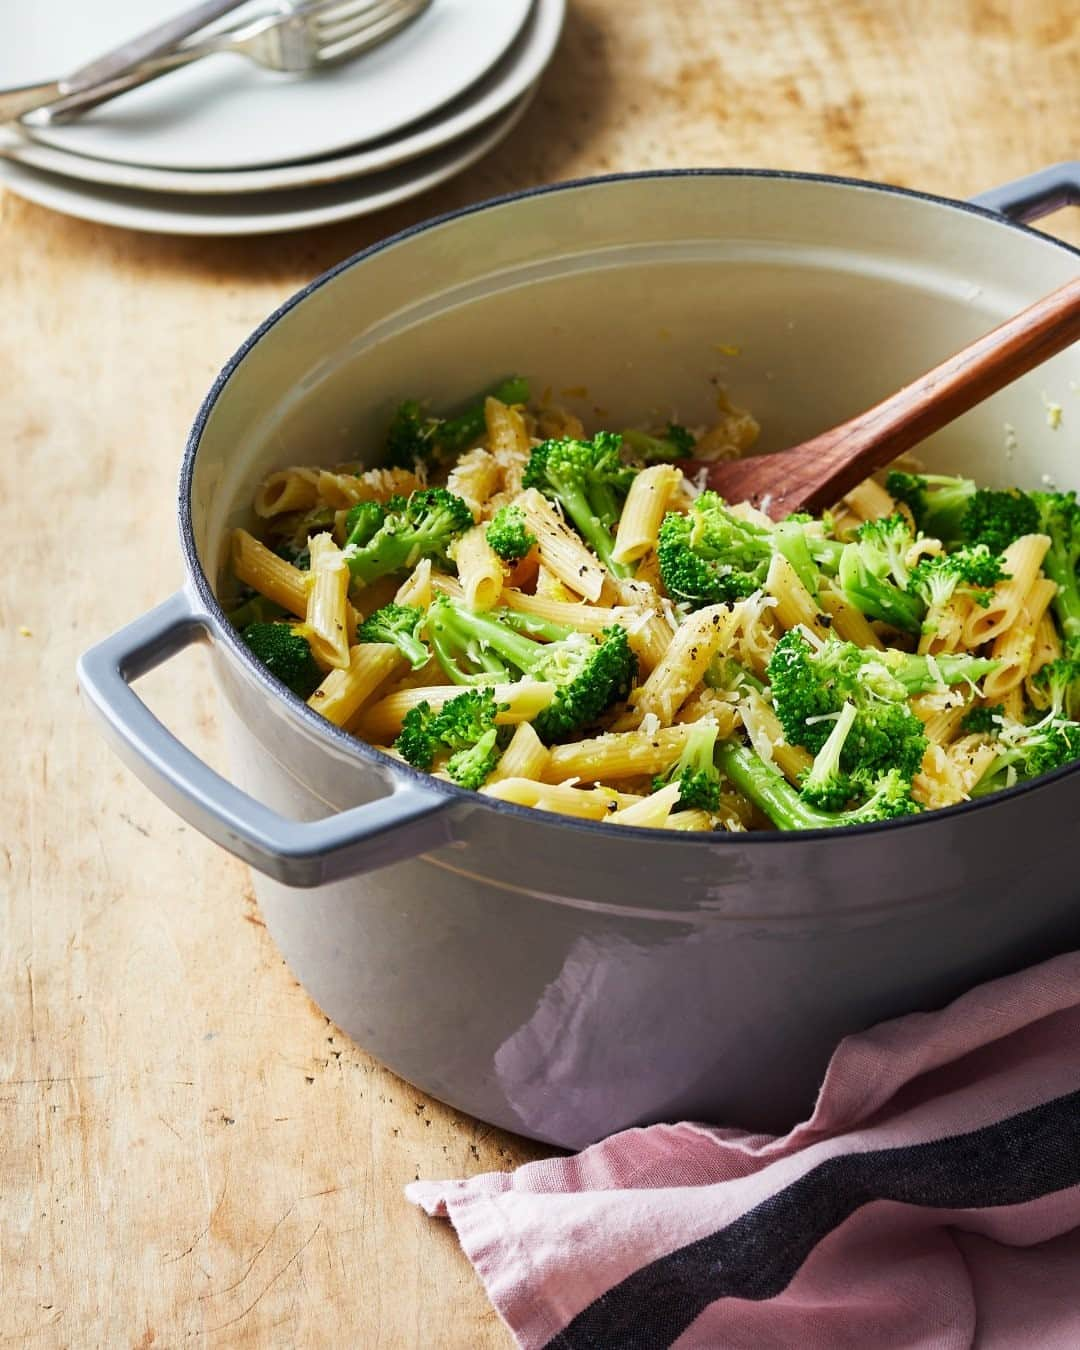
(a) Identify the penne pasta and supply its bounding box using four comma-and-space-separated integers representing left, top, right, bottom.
612, 465, 682, 564
608, 782, 682, 828
395, 558, 432, 609
541, 723, 700, 783
665, 809, 715, 832
918, 595, 974, 656
482, 778, 620, 820
484, 396, 532, 493
500, 588, 621, 634
963, 534, 1051, 646
254, 467, 321, 518
1025, 612, 1063, 708
739, 691, 814, 786
982, 577, 1057, 700
448, 446, 500, 518
488, 722, 551, 785
307, 644, 403, 728
1000, 685, 1027, 723
765, 554, 831, 641
232, 527, 310, 618
818, 584, 884, 649
919, 702, 969, 747
534, 562, 577, 602
452, 526, 504, 611
631, 604, 732, 725
305, 533, 351, 670
517, 489, 607, 601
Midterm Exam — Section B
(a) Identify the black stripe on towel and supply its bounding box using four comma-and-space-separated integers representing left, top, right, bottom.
545, 1087, 1080, 1350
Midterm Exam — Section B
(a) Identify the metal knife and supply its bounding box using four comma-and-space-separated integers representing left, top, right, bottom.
0, 0, 253, 125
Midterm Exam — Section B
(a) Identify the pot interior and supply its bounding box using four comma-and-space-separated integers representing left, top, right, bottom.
188, 172, 1080, 591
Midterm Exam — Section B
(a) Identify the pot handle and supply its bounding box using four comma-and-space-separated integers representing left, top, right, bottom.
77, 591, 454, 888
970, 160, 1080, 222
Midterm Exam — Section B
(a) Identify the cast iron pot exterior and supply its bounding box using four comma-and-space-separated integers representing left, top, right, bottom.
80, 166, 1080, 1147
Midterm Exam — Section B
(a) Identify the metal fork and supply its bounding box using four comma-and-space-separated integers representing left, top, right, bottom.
36, 0, 432, 124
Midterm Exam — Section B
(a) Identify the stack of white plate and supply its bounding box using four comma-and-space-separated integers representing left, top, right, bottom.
0, 0, 564, 236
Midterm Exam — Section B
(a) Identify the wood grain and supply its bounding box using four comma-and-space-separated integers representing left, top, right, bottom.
1, 2, 1078, 1345
699, 276, 1080, 516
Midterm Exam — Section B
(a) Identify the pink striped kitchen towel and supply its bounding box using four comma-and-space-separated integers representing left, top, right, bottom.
407, 951, 1080, 1348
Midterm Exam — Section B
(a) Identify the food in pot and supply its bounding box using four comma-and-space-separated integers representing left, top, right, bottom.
226, 379, 1080, 831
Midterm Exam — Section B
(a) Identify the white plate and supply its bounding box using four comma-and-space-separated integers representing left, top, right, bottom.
1, 0, 562, 195
2, 0, 532, 172
0, 87, 534, 236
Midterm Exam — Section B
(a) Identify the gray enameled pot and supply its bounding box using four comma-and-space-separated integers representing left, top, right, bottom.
79, 166, 1080, 1149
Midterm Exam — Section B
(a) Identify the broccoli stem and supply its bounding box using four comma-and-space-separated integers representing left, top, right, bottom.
437, 376, 531, 453
773, 520, 822, 598
885, 651, 999, 694
716, 742, 892, 830
429, 602, 547, 685
553, 475, 632, 579
496, 610, 575, 642
838, 546, 925, 633
716, 742, 845, 829
1034, 501, 1080, 644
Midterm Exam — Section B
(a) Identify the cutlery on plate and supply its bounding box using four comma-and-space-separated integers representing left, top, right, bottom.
29, 0, 433, 125
683, 275, 1080, 519
0, 0, 252, 124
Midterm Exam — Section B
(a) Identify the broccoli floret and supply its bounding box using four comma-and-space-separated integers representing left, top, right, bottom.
427, 597, 636, 741
960, 703, 1004, 735
798, 701, 858, 810
970, 715, 1080, 796
767, 631, 927, 781
853, 514, 918, 589
716, 740, 920, 830
394, 688, 503, 789
908, 545, 1009, 632
653, 718, 722, 811
343, 499, 387, 550
344, 488, 472, 585
395, 699, 440, 771
837, 521, 925, 634
1031, 491, 1080, 644
384, 377, 530, 468
657, 491, 773, 607
886, 472, 1039, 552
964, 488, 1041, 554
242, 622, 322, 699
433, 688, 502, 789
521, 433, 638, 577
767, 630, 996, 781
621, 423, 696, 463
1032, 648, 1080, 721
356, 603, 430, 670
485, 503, 536, 564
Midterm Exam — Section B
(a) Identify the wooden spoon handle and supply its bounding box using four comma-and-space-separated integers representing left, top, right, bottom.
693, 274, 1080, 518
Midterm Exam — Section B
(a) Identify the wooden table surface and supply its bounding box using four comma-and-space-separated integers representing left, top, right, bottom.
3, 2, 1078, 1345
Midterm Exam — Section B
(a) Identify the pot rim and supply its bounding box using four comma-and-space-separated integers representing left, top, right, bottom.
180, 166, 1080, 846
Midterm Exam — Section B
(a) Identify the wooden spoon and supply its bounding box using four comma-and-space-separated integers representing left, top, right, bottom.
681, 275, 1080, 520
